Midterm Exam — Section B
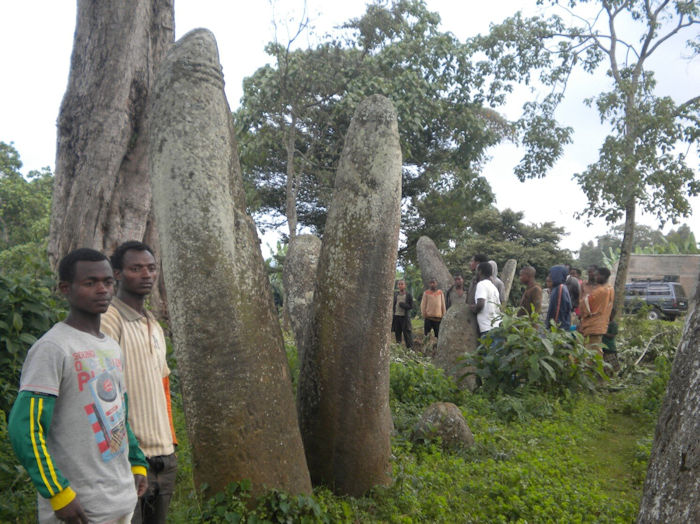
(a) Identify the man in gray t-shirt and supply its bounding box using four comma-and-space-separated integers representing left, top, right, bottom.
9, 249, 148, 523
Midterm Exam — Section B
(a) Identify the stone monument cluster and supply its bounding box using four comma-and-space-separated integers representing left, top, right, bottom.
148, 29, 401, 498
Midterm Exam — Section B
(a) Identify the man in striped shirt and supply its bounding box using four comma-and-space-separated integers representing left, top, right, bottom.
102, 242, 177, 524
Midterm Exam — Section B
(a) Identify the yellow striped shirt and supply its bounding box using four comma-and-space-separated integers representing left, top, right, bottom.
102, 297, 175, 457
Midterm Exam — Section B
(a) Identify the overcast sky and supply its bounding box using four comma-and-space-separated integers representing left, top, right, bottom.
1, 1, 698, 254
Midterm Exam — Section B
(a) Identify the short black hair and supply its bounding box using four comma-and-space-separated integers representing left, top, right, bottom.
596, 267, 611, 282
473, 254, 488, 264
58, 248, 109, 282
111, 241, 155, 270
477, 261, 492, 277
452, 271, 463, 278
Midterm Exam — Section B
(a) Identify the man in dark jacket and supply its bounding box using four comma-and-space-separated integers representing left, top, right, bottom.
546, 265, 572, 331
392, 280, 414, 348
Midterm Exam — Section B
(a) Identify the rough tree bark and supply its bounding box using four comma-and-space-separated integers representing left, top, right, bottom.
49, 0, 174, 288
637, 273, 700, 523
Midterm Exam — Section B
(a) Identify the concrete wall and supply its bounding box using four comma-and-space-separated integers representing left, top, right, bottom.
626, 254, 700, 297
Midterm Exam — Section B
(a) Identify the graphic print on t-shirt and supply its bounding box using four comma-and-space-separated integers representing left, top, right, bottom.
73, 349, 127, 461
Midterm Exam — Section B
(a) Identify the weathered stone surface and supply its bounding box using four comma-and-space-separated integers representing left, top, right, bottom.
501, 259, 517, 304
283, 234, 321, 358
637, 273, 700, 523
433, 303, 480, 391
412, 402, 475, 450
148, 29, 310, 498
416, 236, 453, 292
297, 94, 401, 496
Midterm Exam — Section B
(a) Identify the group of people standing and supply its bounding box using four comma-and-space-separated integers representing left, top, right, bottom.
392, 256, 619, 373
391, 254, 508, 347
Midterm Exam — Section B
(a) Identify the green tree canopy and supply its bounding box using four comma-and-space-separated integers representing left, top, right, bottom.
578, 223, 700, 267
0, 142, 53, 256
443, 207, 573, 293
236, 0, 511, 256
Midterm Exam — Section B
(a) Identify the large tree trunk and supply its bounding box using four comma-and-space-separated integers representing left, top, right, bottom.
637, 273, 700, 523
49, 0, 174, 277
613, 198, 636, 315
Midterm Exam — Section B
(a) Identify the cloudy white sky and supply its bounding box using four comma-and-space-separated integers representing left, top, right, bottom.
1, 1, 698, 254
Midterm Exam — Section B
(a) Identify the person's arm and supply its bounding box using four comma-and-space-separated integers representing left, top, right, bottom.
472, 298, 485, 314
163, 376, 178, 446
124, 392, 148, 497
532, 287, 542, 314
440, 291, 446, 316
420, 294, 427, 318
8, 391, 82, 515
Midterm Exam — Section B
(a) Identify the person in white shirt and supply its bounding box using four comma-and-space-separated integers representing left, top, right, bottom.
470, 262, 501, 336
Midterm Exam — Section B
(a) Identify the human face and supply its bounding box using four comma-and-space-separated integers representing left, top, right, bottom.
60, 260, 114, 315
116, 249, 157, 296
454, 275, 464, 288
469, 257, 477, 271
429, 279, 437, 291
587, 267, 597, 282
545, 275, 553, 289
519, 269, 528, 284
398, 281, 406, 292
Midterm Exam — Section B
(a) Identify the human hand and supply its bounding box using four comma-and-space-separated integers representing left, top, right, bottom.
54, 497, 88, 523
134, 474, 148, 497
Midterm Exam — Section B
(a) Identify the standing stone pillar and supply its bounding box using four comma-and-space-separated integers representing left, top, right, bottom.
434, 303, 480, 391
501, 259, 517, 305
148, 29, 311, 498
416, 236, 454, 292
297, 95, 402, 496
637, 274, 700, 523
283, 234, 321, 360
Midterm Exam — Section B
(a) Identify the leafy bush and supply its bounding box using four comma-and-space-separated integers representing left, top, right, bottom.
615, 311, 682, 378
0, 270, 66, 414
390, 357, 464, 408
461, 309, 605, 396
617, 355, 673, 418
178, 480, 352, 523
0, 410, 35, 522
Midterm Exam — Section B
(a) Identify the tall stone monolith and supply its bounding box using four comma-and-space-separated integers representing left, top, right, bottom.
283, 234, 321, 359
148, 29, 311, 498
297, 94, 402, 496
637, 274, 700, 523
501, 259, 517, 304
434, 303, 480, 391
416, 236, 454, 292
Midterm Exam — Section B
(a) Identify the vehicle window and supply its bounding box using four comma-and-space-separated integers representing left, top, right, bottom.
647, 286, 669, 296
672, 284, 686, 298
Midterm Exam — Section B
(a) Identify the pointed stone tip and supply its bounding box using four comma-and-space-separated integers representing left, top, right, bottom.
168, 28, 221, 68
354, 94, 398, 125
417, 236, 435, 246
157, 27, 224, 91
177, 27, 218, 50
